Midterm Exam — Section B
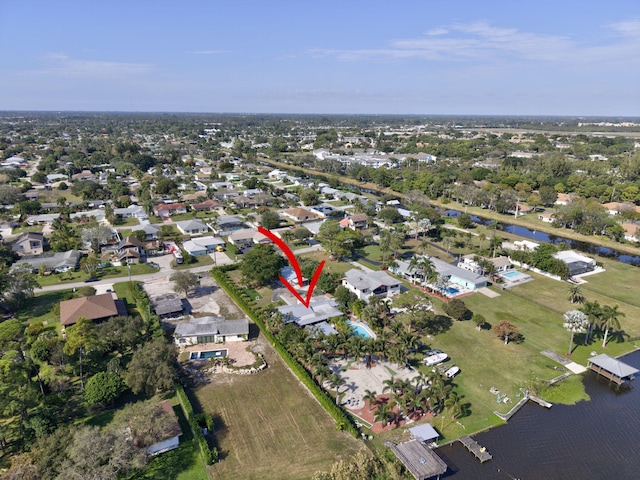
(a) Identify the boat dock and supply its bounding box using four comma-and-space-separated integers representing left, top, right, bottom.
459, 436, 492, 463
494, 389, 552, 421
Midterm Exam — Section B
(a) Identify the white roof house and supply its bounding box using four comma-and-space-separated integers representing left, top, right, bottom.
277, 297, 343, 327
182, 236, 225, 256
175, 219, 209, 236
174, 317, 249, 346
341, 269, 401, 303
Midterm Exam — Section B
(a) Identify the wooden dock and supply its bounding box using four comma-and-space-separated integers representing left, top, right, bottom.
459, 436, 492, 463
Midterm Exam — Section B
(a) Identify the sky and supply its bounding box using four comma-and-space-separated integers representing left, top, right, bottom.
1, 0, 639, 116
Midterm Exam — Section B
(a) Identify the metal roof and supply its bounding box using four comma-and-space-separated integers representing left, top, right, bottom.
588, 354, 639, 379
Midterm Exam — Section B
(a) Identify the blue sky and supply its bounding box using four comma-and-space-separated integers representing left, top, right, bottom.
1, 0, 639, 115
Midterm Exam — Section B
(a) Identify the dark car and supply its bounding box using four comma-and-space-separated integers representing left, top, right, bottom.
84, 277, 99, 283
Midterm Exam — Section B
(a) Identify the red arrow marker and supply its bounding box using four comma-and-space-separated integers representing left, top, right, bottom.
258, 226, 325, 308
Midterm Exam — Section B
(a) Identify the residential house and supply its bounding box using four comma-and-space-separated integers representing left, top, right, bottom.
553, 250, 596, 277
622, 223, 640, 242
11, 232, 45, 256
114, 236, 145, 264
150, 294, 184, 318
154, 203, 187, 217
390, 255, 488, 293
228, 228, 271, 251
25, 213, 60, 225
174, 316, 249, 345
538, 211, 555, 223
457, 254, 512, 275
13, 250, 81, 273
147, 400, 183, 456
555, 193, 576, 206
281, 207, 319, 224
338, 213, 368, 231
114, 205, 147, 219
70, 209, 106, 224
175, 219, 209, 236
341, 269, 401, 303
60, 293, 127, 327
602, 202, 640, 216
190, 199, 222, 212
182, 236, 225, 256
71, 170, 97, 182
277, 297, 342, 327
213, 215, 245, 235
131, 223, 161, 241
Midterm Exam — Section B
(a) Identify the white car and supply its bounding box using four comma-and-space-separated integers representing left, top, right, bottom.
445, 366, 460, 378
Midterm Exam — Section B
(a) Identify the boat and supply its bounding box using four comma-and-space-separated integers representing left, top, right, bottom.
445, 366, 460, 378
424, 352, 448, 366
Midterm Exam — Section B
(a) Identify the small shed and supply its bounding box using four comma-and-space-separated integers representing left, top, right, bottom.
409, 423, 440, 444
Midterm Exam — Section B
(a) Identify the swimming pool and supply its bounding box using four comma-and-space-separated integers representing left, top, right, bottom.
501, 270, 522, 279
190, 349, 228, 360
348, 322, 376, 339
444, 286, 460, 295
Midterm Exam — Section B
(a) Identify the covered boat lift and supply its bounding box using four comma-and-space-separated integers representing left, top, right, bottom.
587, 354, 638, 384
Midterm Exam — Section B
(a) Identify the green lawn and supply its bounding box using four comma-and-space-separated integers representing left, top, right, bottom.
297, 251, 356, 277
379, 254, 640, 442
36, 263, 158, 286
172, 254, 214, 270
15, 289, 74, 326
192, 335, 363, 480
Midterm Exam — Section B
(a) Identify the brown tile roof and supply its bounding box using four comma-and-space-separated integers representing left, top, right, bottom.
60, 293, 121, 326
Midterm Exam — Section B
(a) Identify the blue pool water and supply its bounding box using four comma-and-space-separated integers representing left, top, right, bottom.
190, 349, 227, 360
444, 286, 460, 295
502, 270, 524, 279
349, 323, 374, 339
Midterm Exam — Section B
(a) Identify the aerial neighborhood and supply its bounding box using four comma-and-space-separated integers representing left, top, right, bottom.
0, 112, 639, 479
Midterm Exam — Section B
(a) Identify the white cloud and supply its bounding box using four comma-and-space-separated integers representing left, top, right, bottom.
607, 18, 640, 37
38, 54, 152, 78
308, 19, 638, 68
425, 27, 448, 36
13, 53, 154, 79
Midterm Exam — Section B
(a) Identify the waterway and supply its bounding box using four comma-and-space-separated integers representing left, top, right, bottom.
436, 349, 640, 479
443, 209, 640, 266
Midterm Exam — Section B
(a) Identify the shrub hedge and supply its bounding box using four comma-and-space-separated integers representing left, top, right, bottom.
176, 383, 218, 465
210, 266, 359, 438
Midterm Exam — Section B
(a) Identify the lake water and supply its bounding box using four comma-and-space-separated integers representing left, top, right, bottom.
435, 349, 640, 479
444, 209, 640, 266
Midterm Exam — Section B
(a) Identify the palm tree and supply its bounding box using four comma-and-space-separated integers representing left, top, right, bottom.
408, 255, 435, 286
373, 401, 395, 427
568, 284, 585, 304
363, 389, 378, 411
444, 392, 463, 419
563, 309, 589, 355
382, 377, 396, 395
600, 305, 625, 348
328, 373, 346, 405
315, 365, 331, 385
580, 300, 602, 344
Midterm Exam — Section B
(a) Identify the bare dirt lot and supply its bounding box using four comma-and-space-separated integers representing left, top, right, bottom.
143, 273, 245, 319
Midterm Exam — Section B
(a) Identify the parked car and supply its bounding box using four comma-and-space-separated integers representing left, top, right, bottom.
84, 277, 99, 283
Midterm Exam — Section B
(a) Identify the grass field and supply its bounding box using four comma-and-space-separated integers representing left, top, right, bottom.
376, 251, 640, 442
191, 336, 363, 480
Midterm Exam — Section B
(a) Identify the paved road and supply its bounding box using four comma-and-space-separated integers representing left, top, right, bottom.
36, 252, 235, 293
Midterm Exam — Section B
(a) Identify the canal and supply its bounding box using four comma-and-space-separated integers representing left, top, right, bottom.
435, 350, 640, 479
444, 209, 640, 266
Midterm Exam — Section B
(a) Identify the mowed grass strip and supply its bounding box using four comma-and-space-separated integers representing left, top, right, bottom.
192, 337, 363, 480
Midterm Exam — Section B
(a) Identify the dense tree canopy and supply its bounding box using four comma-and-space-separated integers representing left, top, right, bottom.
240, 244, 287, 286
